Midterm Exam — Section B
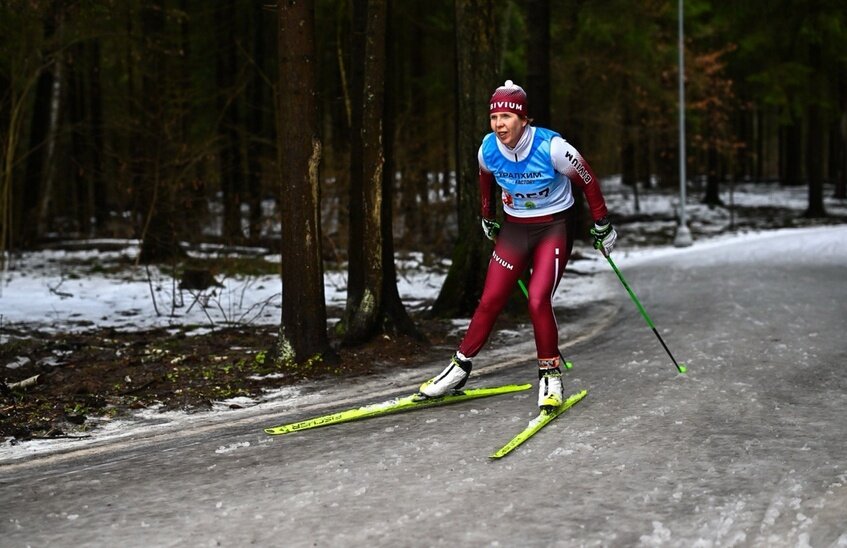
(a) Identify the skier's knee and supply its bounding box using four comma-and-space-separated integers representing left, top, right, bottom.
527, 294, 551, 318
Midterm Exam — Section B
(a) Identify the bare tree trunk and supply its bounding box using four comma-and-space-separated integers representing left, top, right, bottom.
68, 41, 91, 236
36, 20, 65, 237
736, 103, 754, 182
138, 0, 183, 263
804, 43, 826, 218
399, 0, 429, 249
621, 83, 637, 190
836, 110, 847, 200
523, 0, 550, 128
1, 70, 19, 263
20, 6, 60, 246
379, 0, 424, 341
345, 0, 367, 306
342, 0, 389, 345
216, 0, 244, 243
636, 110, 650, 203
431, 0, 498, 318
246, 3, 268, 242
832, 63, 846, 199
702, 138, 724, 208
781, 114, 803, 186
276, 0, 335, 365
755, 106, 765, 182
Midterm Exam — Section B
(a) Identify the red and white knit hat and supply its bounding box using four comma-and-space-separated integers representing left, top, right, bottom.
489, 80, 528, 117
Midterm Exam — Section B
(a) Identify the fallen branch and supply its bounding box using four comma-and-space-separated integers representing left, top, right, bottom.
144, 263, 162, 316
47, 279, 74, 299
6, 374, 40, 391
29, 434, 92, 440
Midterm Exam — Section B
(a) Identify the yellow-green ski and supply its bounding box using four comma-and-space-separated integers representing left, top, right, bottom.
264, 384, 532, 435
490, 389, 588, 459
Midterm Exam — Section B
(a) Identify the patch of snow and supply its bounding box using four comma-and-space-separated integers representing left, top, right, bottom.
212, 396, 259, 411
0, 383, 308, 461
248, 372, 286, 380
214, 441, 250, 454
639, 520, 672, 545
5, 356, 31, 369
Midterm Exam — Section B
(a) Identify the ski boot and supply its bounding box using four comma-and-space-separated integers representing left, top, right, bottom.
419, 353, 472, 398
537, 359, 564, 410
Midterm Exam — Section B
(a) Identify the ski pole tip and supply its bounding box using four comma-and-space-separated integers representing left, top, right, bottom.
564, 360, 574, 370
677, 364, 687, 374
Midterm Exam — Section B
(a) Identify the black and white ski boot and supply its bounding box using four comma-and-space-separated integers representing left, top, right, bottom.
538, 363, 564, 409
419, 353, 472, 398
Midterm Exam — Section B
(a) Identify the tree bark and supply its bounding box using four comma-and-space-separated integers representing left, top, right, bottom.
621, 83, 637, 190
138, 0, 183, 263
68, 41, 91, 235
621, 108, 641, 213
88, 38, 107, 233
780, 114, 803, 186
702, 141, 723, 208
380, 0, 424, 341
345, 0, 367, 309
342, 0, 390, 345
1, 69, 17, 260
20, 6, 60, 246
35, 6, 66, 237
832, 61, 846, 199
246, 2, 268, 242
754, 106, 765, 182
215, 0, 244, 243
276, 0, 335, 365
803, 42, 826, 218
398, 0, 429, 249
431, 0, 498, 318
523, 0, 550, 128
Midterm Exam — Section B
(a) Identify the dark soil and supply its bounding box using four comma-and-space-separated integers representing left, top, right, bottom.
0, 316, 460, 443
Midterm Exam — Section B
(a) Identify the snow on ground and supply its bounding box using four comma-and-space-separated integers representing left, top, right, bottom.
2, 181, 844, 336
1, 182, 845, 460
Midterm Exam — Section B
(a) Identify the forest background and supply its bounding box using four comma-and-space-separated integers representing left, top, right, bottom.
1, 0, 846, 406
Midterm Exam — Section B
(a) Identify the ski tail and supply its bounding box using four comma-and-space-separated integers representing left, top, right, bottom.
490, 389, 587, 459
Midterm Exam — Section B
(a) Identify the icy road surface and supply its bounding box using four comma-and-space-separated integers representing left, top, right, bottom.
2, 226, 846, 547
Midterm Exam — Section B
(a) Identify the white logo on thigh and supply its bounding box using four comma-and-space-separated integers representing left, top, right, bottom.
492, 251, 515, 271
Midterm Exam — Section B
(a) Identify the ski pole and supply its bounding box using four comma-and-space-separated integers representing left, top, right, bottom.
601, 254, 687, 374
516, 278, 574, 370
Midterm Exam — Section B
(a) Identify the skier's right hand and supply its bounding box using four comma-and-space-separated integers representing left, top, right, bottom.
481, 218, 501, 241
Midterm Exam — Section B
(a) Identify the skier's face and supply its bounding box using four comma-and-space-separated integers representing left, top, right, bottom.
490, 112, 527, 148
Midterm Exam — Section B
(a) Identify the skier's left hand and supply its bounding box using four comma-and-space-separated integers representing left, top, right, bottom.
481, 218, 501, 241
590, 218, 617, 256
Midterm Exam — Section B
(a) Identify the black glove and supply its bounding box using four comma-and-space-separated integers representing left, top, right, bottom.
590, 218, 617, 256
481, 218, 501, 241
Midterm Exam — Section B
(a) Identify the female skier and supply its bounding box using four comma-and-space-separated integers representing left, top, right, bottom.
420, 80, 617, 409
